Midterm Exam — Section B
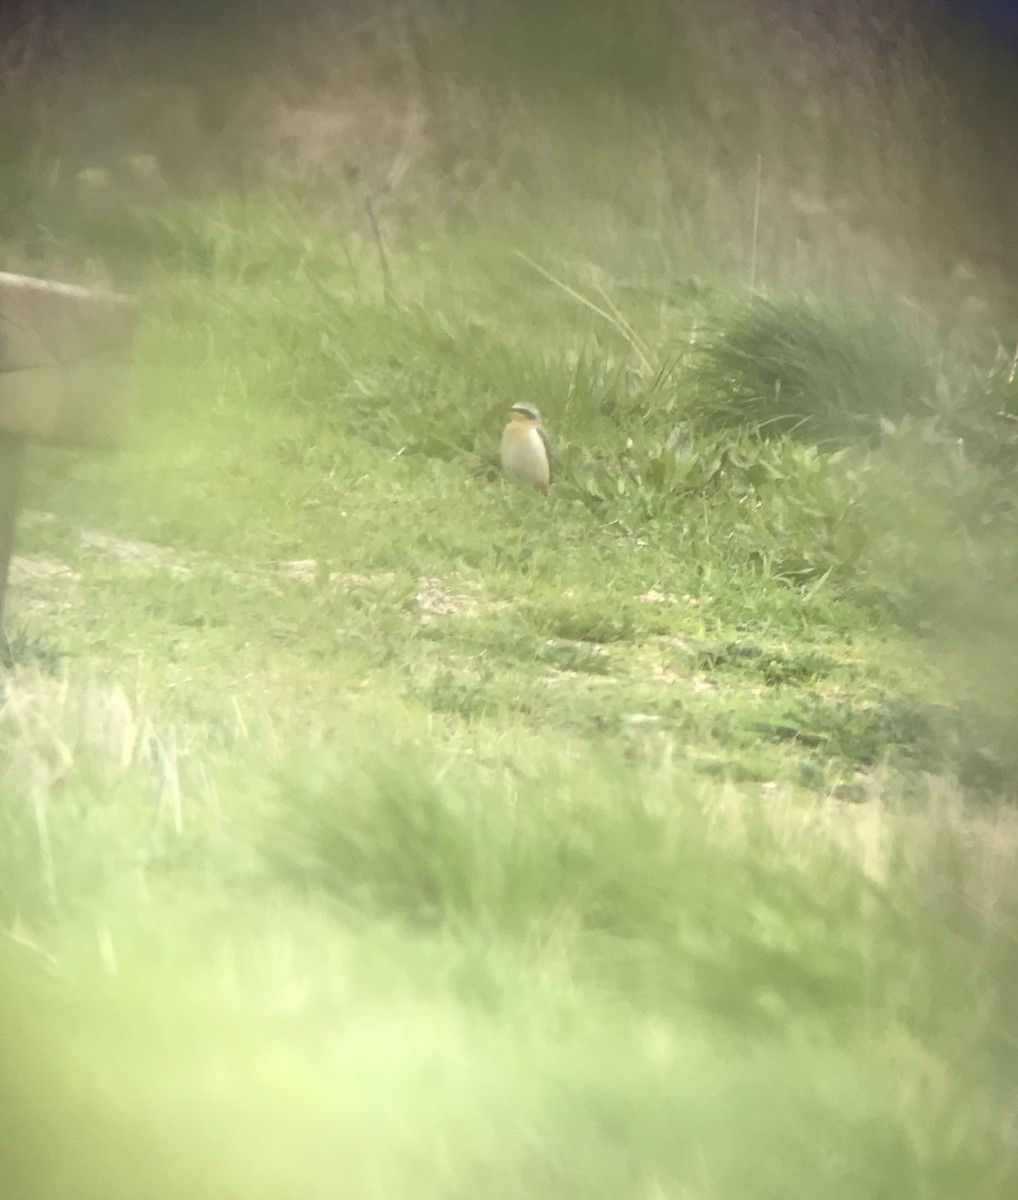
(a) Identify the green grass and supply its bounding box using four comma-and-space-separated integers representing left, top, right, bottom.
2, 1, 1018, 1196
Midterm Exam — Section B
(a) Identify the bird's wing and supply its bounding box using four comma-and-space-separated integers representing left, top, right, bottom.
537, 424, 552, 481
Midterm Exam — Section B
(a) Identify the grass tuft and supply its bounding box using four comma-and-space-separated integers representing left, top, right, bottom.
684, 293, 937, 442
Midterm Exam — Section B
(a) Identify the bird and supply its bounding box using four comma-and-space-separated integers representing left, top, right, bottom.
500, 403, 550, 493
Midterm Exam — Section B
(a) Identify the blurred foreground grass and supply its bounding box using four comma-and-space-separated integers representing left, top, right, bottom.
3, 687, 1018, 1199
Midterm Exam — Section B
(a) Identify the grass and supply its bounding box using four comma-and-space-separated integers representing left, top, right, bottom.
2, 0, 1018, 1196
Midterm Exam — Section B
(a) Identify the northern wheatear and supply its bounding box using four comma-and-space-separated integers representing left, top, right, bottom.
500, 403, 550, 493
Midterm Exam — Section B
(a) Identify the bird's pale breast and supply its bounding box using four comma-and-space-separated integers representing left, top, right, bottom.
501, 423, 550, 489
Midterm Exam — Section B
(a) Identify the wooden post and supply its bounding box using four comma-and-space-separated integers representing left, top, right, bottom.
0, 434, 27, 660
0, 272, 138, 652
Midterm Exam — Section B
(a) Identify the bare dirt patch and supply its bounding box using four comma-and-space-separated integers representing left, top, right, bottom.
80, 530, 192, 575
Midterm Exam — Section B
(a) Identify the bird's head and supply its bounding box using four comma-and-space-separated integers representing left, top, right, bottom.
510, 403, 542, 425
